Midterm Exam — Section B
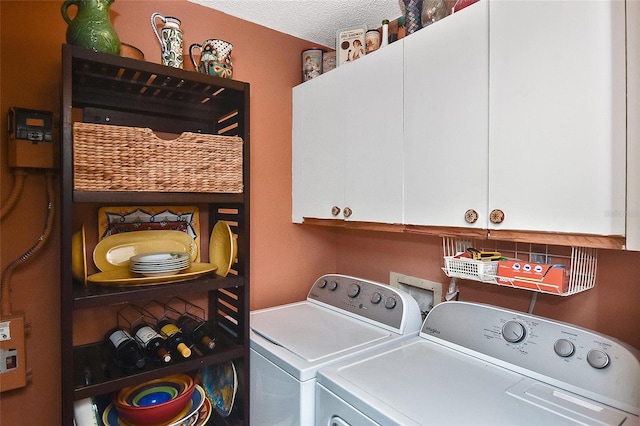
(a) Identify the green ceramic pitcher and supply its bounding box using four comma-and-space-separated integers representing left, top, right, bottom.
61, 0, 120, 54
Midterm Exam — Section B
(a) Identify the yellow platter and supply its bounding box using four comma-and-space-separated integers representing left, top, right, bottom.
93, 230, 199, 272
87, 263, 217, 286
209, 221, 238, 278
71, 225, 87, 285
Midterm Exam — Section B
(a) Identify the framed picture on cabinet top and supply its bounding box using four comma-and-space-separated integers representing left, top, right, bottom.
336, 26, 367, 66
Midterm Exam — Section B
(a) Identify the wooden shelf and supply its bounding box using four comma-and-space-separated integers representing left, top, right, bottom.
73, 275, 244, 309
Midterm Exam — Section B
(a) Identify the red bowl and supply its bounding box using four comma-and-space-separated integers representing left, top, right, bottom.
114, 374, 195, 425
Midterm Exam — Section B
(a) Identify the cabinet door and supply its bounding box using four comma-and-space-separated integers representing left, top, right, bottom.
293, 42, 404, 223
626, 0, 640, 250
489, 0, 626, 235
403, 1, 489, 228
343, 41, 404, 223
293, 74, 344, 222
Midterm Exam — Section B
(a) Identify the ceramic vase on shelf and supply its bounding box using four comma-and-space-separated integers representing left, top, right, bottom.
60, 0, 120, 54
189, 39, 233, 79
151, 12, 183, 68
403, 0, 423, 34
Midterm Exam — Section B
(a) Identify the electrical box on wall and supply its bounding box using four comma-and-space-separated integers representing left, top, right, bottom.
8, 107, 57, 169
0, 314, 27, 392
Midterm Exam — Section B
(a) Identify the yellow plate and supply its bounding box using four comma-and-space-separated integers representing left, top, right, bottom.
72, 225, 87, 285
209, 221, 237, 278
93, 230, 198, 272
87, 263, 216, 286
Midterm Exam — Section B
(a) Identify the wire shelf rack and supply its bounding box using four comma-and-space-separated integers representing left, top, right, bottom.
442, 237, 597, 296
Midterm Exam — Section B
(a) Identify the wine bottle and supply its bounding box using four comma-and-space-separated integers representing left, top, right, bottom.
105, 327, 145, 369
177, 314, 216, 351
132, 323, 172, 363
157, 319, 193, 359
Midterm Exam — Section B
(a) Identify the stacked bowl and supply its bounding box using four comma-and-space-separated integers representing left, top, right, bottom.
129, 252, 191, 277
114, 374, 196, 425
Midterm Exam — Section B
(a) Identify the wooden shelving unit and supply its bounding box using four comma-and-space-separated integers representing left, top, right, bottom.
60, 44, 250, 425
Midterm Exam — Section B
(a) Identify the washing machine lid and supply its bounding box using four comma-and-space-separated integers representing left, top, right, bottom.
317, 339, 633, 425
251, 302, 391, 362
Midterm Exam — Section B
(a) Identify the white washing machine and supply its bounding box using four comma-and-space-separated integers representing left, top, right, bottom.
249, 274, 423, 426
317, 301, 640, 425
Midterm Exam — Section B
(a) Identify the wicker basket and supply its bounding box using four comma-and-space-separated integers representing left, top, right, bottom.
73, 122, 243, 193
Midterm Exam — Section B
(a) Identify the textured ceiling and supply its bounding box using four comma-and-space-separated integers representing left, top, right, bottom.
189, 0, 405, 48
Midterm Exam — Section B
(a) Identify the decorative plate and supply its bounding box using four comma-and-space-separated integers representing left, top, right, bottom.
103, 384, 206, 426
201, 361, 237, 417
209, 221, 238, 278
87, 263, 216, 286
196, 395, 212, 425
72, 225, 87, 285
98, 205, 199, 241
93, 231, 198, 272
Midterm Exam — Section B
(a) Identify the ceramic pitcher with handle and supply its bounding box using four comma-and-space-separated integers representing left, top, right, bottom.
151, 12, 183, 68
189, 39, 233, 79
61, 0, 120, 54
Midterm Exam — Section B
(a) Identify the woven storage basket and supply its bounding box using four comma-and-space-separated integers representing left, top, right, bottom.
73, 122, 243, 193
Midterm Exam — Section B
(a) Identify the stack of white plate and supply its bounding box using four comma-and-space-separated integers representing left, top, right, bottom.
129, 252, 191, 277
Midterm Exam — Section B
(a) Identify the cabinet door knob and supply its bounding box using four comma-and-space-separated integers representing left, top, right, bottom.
465, 209, 479, 224
331, 206, 341, 216
490, 209, 505, 224
343, 207, 353, 218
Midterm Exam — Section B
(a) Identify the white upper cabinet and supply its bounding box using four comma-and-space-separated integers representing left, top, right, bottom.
403, 1, 489, 228
293, 0, 631, 243
488, 0, 626, 235
626, 0, 640, 250
292, 70, 344, 222
293, 41, 404, 224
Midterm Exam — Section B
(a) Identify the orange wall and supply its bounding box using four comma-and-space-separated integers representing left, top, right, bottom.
0, 1, 334, 423
1, 1, 639, 424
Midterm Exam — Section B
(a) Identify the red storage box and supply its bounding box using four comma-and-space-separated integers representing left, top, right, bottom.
497, 260, 570, 294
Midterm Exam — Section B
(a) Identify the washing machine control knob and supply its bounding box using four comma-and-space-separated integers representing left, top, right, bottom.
553, 339, 575, 357
370, 292, 382, 304
317, 279, 327, 288
502, 321, 526, 343
384, 297, 397, 309
328, 281, 338, 291
587, 349, 610, 369
348, 283, 360, 298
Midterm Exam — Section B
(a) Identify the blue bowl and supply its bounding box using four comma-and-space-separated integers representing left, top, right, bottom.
133, 386, 177, 407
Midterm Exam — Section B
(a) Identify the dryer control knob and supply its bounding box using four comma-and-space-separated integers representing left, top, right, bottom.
348, 283, 360, 298
554, 339, 575, 357
384, 297, 397, 309
317, 279, 328, 288
587, 349, 610, 369
502, 321, 526, 343
370, 292, 382, 304
328, 281, 338, 291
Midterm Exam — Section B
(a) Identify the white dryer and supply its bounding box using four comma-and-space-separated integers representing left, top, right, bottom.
316, 301, 640, 425
249, 274, 423, 426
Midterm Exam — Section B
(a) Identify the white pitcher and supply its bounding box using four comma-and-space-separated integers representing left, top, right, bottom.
151, 12, 183, 68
